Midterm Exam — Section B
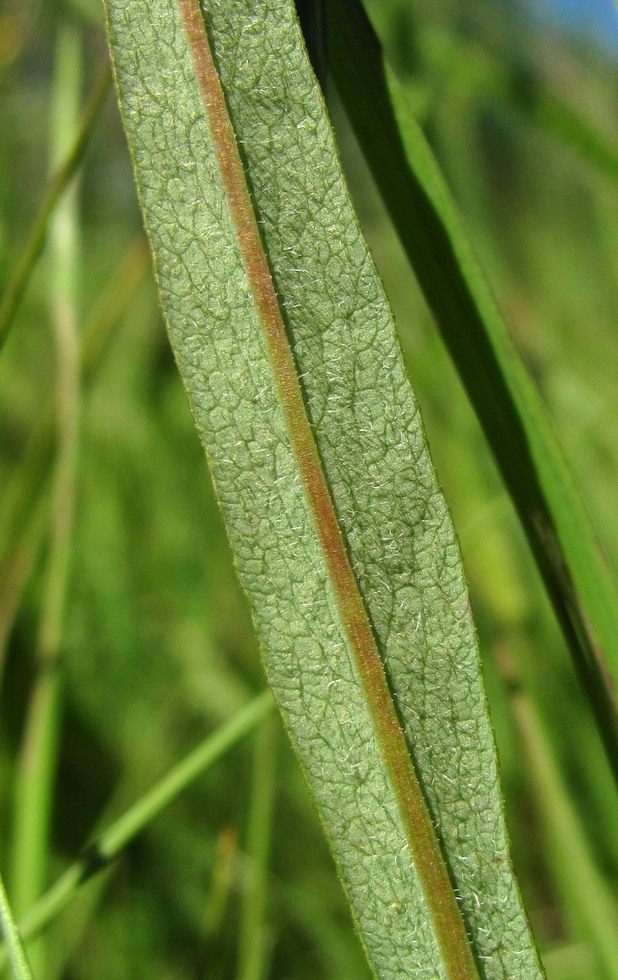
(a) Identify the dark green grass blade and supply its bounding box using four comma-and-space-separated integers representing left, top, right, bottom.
328, 0, 618, 784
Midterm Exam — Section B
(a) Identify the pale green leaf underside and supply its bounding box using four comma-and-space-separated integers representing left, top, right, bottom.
104, 0, 541, 975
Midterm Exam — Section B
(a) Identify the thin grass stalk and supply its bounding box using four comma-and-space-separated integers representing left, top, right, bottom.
0, 691, 274, 972
78, 236, 149, 374
0, 424, 53, 585
0, 872, 33, 980
236, 716, 278, 980
9, 27, 82, 974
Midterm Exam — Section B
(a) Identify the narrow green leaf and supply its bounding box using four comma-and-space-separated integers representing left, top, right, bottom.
0, 872, 33, 980
10, 32, 82, 974
328, 0, 618, 783
236, 716, 278, 980
104, 1, 542, 975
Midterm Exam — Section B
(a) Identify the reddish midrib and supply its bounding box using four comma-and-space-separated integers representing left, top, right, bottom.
176, 2, 478, 976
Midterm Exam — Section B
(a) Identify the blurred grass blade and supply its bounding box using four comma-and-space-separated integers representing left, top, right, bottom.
0, 62, 110, 352
418, 30, 618, 184
0, 236, 148, 558
10, 29, 82, 977
104, 0, 542, 974
78, 236, 150, 373
327, 0, 618, 782
0, 237, 148, 691
0, 500, 47, 684
0, 872, 33, 980
236, 716, 278, 980
500, 645, 618, 977
204, 828, 237, 942
0, 691, 275, 970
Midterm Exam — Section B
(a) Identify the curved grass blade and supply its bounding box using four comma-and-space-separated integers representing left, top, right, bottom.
103, 0, 542, 975
327, 0, 618, 785
9, 28, 82, 977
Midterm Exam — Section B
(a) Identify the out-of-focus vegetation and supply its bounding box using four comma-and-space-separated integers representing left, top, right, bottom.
1, 0, 617, 976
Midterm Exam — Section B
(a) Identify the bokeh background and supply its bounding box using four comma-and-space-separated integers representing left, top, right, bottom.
1, 0, 618, 976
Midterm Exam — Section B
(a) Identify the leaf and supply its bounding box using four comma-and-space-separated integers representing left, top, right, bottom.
103, 0, 542, 975
327, 0, 618, 784
0, 870, 33, 980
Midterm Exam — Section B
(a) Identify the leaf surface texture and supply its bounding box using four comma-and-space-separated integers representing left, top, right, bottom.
104, 1, 542, 975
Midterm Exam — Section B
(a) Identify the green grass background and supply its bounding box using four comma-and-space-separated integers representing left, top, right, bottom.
1, 0, 618, 975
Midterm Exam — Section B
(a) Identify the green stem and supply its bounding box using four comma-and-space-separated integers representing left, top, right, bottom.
9, 30, 82, 974
236, 716, 278, 980
203, 828, 238, 941
0, 873, 33, 980
79, 237, 150, 375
